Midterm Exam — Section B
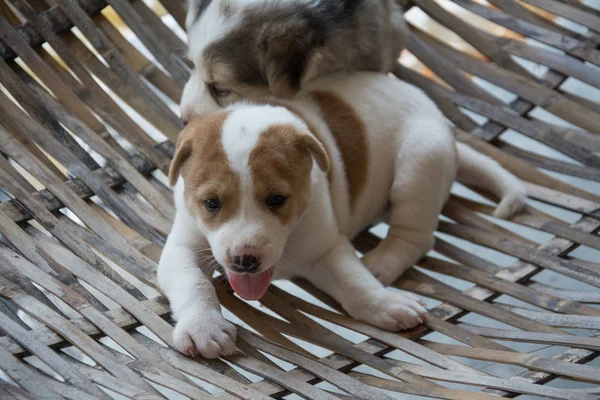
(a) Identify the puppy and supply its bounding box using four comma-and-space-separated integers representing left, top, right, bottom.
180, 0, 407, 121
159, 72, 526, 358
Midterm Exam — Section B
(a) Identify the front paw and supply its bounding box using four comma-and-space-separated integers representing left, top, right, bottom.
173, 311, 237, 359
347, 289, 428, 331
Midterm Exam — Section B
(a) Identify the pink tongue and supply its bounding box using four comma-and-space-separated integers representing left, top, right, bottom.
228, 269, 274, 300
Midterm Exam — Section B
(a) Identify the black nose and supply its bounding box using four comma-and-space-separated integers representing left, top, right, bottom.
232, 254, 261, 272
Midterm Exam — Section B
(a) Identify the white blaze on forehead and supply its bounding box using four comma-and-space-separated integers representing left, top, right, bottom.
221, 105, 305, 177
187, 1, 241, 63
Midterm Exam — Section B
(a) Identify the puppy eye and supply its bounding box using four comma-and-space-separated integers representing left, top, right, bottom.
266, 195, 287, 208
209, 82, 230, 97
204, 199, 222, 211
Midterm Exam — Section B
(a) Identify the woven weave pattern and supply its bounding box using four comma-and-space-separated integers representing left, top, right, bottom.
0, 0, 599, 398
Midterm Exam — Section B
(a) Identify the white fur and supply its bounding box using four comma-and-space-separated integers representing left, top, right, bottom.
180, 72, 219, 121
159, 72, 526, 358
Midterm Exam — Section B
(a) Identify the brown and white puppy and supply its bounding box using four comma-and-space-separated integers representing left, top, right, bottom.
158, 72, 526, 358
180, 0, 407, 122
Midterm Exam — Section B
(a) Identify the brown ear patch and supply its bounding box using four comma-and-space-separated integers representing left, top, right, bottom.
310, 90, 368, 210
168, 139, 192, 187
297, 132, 329, 172
171, 112, 241, 229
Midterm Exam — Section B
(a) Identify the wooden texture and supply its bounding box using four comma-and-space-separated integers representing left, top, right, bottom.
0, 0, 599, 398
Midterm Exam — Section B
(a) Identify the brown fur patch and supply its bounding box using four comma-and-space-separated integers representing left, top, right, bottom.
310, 90, 368, 209
248, 124, 316, 225
169, 112, 240, 229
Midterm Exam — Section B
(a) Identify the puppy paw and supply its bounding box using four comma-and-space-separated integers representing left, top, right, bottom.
173, 311, 237, 359
349, 289, 428, 331
362, 248, 411, 286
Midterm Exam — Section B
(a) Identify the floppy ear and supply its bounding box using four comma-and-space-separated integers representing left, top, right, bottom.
258, 19, 324, 98
261, 42, 307, 98
168, 135, 193, 187
298, 132, 329, 173
299, 48, 336, 87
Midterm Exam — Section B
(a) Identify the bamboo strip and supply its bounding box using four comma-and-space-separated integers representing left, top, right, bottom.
451, 0, 600, 66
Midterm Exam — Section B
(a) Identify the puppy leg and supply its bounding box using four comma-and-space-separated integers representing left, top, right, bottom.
363, 123, 457, 286
303, 235, 427, 330
158, 214, 236, 359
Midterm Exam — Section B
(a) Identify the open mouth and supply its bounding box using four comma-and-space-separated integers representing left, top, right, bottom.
226, 267, 275, 301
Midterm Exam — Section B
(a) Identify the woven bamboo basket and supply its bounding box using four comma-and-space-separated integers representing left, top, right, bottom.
0, 0, 599, 398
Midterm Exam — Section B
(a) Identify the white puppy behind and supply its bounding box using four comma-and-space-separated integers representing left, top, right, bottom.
159, 72, 526, 358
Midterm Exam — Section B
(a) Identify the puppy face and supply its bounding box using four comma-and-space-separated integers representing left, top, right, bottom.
169, 106, 329, 299
180, 0, 327, 122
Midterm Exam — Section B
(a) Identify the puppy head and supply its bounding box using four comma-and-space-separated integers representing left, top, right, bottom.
180, 2, 327, 122
169, 105, 329, 300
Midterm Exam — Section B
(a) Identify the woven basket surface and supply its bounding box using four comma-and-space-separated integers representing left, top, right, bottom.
0, 0, 600, 399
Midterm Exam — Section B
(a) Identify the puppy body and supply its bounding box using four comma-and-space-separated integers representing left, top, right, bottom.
159, 72, 526, 358
181, 0, 406, 120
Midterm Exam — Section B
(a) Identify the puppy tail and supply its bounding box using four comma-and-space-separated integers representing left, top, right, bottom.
456, 142, 527, 219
